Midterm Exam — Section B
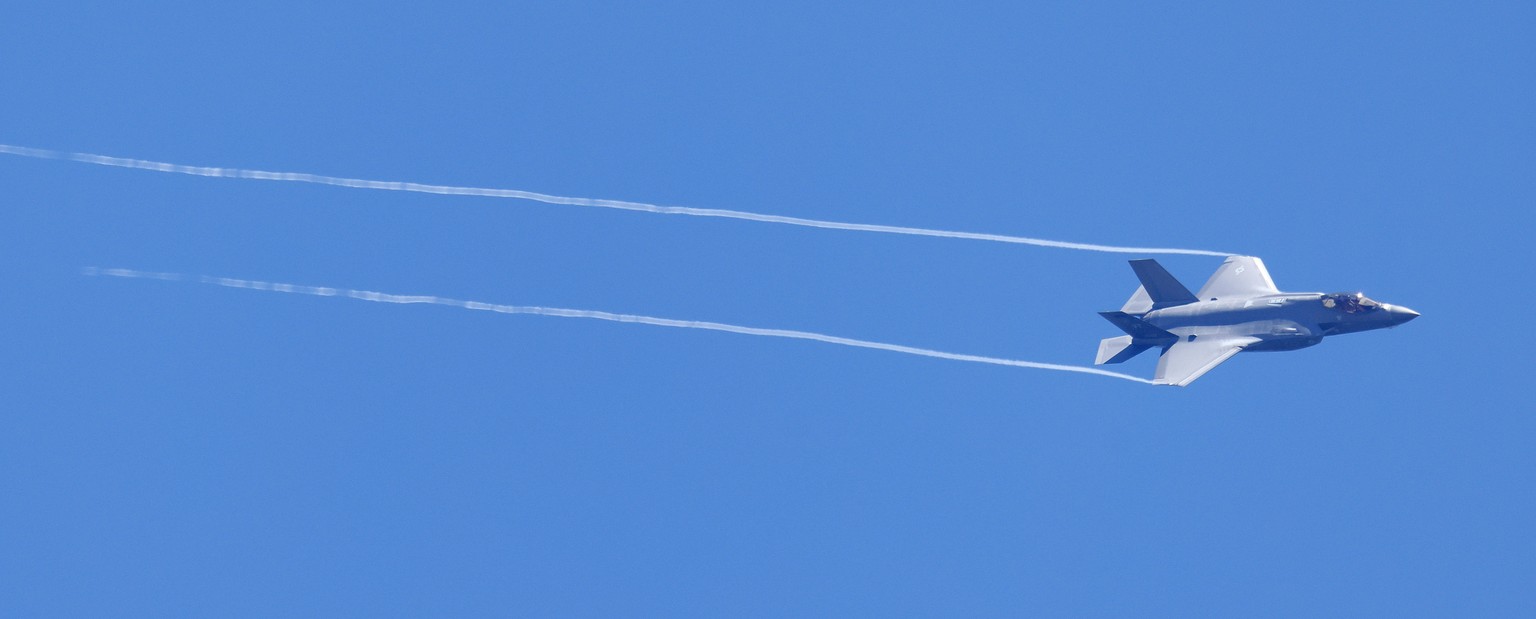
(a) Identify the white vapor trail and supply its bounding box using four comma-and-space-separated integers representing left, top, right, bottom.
83, 267, 1155, 384
3, 144, 1229, 256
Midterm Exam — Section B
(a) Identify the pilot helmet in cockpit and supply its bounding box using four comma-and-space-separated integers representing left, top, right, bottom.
1322, 292, 1380, 314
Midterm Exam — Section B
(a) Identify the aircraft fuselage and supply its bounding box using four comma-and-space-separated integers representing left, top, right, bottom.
1143, 292, 1418, 353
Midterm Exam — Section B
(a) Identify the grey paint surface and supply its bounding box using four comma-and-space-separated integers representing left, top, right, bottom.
1097, 256, 1419, 386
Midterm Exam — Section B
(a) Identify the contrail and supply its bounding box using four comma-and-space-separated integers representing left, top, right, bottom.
3, 144, 1230, 256
83, 267, 1155, 384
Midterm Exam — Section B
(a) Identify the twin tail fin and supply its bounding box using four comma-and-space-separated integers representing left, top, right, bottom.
1097, 261, 1192, 366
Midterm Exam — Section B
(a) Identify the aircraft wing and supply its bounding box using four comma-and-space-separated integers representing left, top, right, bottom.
1154, 336, 1261, 386
1196, 256, 1279, 301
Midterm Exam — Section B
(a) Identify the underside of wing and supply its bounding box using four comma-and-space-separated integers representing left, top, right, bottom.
1154, 336, 1261, 386
1196, 256, 1280, 301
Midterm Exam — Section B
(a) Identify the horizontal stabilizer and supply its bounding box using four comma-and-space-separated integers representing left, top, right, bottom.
1096, 335, 1153, 365
1099, 311, 1178, 343
1129, 259, 1199, 309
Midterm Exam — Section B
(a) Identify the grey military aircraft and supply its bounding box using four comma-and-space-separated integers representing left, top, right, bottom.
1097, 256, 1419, 386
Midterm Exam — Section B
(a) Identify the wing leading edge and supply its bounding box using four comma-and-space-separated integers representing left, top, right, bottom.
1154, 336, 1261, 386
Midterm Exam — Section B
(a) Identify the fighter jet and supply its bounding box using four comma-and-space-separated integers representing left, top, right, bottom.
1096, 256, 1419, 386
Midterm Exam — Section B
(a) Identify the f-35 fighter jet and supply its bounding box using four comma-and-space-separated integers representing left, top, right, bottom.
1097, 256, 1419, 386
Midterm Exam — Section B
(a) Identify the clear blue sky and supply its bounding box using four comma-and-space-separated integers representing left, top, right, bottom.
3, 3, 1532, 616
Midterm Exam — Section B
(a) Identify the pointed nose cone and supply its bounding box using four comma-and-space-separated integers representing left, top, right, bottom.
1390, 305, 1420, 325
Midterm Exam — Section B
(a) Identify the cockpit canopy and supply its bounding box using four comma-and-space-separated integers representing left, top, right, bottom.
1322, 292, 1381, 314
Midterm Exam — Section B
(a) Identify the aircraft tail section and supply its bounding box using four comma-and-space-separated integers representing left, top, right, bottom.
1095, 260, 1199, 366
1094, 311, 1177, 365
1128, 259, 1199, 309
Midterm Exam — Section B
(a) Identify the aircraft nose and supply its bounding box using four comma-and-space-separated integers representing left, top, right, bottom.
1390, 305, 1420, 325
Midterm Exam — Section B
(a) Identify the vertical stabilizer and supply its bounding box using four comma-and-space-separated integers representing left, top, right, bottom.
1121, 285, 1154, 315
1128, 259, 1199, 309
